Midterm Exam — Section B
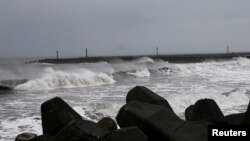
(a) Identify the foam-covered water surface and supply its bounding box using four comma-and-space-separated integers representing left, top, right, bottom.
1, 57, 250, 140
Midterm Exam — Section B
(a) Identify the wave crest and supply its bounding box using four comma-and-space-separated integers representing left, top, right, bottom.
126, 68, 150, 77
15, 68, 115, 90
134, 57, 154, 64
169, 89, 249, 117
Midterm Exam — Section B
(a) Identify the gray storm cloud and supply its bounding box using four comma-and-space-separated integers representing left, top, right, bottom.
0, 0, 250, 57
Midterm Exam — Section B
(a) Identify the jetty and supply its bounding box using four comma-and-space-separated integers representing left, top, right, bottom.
30, 52, 250, 64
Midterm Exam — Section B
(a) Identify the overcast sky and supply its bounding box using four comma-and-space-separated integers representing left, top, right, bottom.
0, 0, 250, 57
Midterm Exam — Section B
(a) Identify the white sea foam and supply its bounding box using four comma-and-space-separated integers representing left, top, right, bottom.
0, 102, 121, 141
0, 116, 42, 141
150, 67, 172, 75
14, 67, 115, 90
126, 68, 151, 77
233, 57, 250, 66
74, 102, 122, 122
133, 57, 154, 64
173, 57, 250, 83
169, 89, 249, 117
2, 57, 250, 140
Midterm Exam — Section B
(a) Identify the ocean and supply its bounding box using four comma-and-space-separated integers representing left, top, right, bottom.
0, 57, 250, 141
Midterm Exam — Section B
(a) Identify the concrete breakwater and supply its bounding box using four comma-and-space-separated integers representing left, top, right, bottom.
15, 86, 250, 141
30, 52, 250, 64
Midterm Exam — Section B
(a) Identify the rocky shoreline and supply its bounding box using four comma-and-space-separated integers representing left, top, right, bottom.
15, 86, 250, 141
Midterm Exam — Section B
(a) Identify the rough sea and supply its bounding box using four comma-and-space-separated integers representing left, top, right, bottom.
0, 57, 250, 141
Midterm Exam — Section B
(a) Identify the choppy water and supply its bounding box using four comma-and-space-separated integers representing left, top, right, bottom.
0, 57, 250, 141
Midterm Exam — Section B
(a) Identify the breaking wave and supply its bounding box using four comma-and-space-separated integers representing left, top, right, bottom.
133, 57, 154, 64
149, 67, 172, 75
169, 89, 250, 117
0, 79, 28, 89
113, 67, 172, 78
173, 57, 250, 80
74, 102, 122, 122
126, 68, 151, 77
14, 68, 115, 90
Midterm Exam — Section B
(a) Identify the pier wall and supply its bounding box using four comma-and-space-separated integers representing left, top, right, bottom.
33, 53, 250, 64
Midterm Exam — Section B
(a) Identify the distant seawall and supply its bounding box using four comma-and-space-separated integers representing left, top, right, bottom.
31, 52, 250, 64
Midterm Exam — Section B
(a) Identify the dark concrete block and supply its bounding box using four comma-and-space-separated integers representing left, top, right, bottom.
116, 101, 184, 141
53, 119, 109, 141
126, 86, 173, 112
185, 105, 194, 121
41, 97, 82, 135
34, 135, 53, 141
242, 101, 250, 125
15, 133, 37, 141
172, 121, 208, 141
105, 127, 147, 141
190, 99, 225, 124
97, 117, 117, 132
225, 113, 245, 125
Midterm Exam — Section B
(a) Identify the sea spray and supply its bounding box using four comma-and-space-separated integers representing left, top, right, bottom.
126, 68, 151, 77
133, 57, 154, 64
1, 57, 250, 141
169, 89, 249, 118
0, 115, 42, 140
74, 102, 122, 122
15, 67, 115, 90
